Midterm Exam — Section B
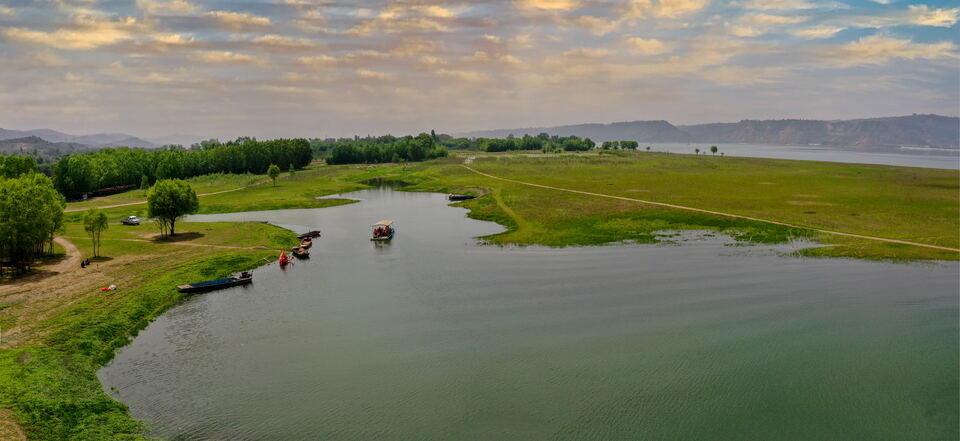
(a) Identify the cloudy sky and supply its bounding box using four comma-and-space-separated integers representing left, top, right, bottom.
0, 0, 957, 139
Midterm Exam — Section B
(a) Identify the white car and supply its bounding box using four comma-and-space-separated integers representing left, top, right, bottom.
121, 215, 140, 226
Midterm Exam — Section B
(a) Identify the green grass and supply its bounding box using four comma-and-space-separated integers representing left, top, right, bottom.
352, 153, 958, 260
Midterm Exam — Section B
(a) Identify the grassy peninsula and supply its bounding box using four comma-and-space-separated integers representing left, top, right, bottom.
0, 152, 956, 440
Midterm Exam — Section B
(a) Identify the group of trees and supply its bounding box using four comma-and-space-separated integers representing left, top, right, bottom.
0, 155, 65, 275
474, 133, 597, 153
321, 133, 448, 165
52, 138, 312, 198
600, 141, 640, 150
147, 179, 199, 237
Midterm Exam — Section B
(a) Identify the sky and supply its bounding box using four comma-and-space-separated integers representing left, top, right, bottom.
0, 0, 957, 140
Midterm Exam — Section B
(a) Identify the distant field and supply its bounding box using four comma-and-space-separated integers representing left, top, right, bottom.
373, 152, 959, 260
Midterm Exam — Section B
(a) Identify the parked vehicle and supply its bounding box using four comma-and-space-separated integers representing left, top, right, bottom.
121, 215, 140, 225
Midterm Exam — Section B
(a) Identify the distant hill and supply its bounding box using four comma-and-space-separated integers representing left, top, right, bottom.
0, 128, 156, 148
148, 134, 208, 147
0, 136, 95, 169
456, 114, 959, 149
680, 115, 959, 149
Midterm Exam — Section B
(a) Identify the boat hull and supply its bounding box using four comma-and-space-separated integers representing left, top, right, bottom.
177, 277, 252, 293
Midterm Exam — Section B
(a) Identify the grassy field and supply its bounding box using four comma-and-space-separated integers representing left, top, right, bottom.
0, 152, 956, 440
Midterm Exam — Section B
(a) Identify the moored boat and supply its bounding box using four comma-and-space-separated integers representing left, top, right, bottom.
292, 246, 310, 258
177, 271, 252, 293
300, 237, 313, 249
371, 220, 395, 241
297, 230, 321, 239
447, 194, 476, 201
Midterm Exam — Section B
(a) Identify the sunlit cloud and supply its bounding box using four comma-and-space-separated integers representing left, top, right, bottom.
136, 0, 199, 15
624, 37, 672, 55
2, 15, 145, 50
205, 11, 271, 31
819, 34, 958, 67
907, 5, 959, 27
192, 50, 261, 65
791, 25, 845, 38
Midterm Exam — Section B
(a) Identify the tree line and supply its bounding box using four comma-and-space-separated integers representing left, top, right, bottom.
52, 138, 312, 198
0, 155, 65, 276
475, 133, 596, 152
319, 133, 448, 165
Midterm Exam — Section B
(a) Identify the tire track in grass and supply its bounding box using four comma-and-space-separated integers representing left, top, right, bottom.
461, 164, 960, 253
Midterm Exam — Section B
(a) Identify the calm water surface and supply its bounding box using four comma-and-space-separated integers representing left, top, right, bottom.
99, 188, 959, 441
648, 142, 959, 169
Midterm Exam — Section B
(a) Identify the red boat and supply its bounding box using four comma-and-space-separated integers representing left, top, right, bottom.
278, 249, 290, 266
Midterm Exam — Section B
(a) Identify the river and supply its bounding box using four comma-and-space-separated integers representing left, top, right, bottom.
644, 143, 959, 169
98, 187, 959, 441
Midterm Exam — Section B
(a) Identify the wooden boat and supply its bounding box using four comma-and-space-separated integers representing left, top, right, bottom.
297, 230, 321, 239
447, 194, 476, 201
278, 249, 290, 266
292, 246, 310, 259
177, 271, 252, 293
300, 237, 313, 249
371, 220, 395, 241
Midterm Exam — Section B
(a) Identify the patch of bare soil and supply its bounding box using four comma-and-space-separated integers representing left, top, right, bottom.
0, 409, 26, 441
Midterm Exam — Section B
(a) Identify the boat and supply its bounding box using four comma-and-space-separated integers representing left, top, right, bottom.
297, 230, 321, 239
447, 194, 477, 201
278, 249, 290, 266
292, 246, 310, 259
371, 220, 395, 241
177, 271, 252, 293
300, 237, 313, 249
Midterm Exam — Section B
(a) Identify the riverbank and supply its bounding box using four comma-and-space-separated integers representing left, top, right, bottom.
0, 153, 956, 439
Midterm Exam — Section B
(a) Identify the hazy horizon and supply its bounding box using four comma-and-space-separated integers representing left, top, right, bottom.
1, 0, 957, 140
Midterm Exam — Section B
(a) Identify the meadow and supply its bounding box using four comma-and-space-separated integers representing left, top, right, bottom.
0, 152, 956, 440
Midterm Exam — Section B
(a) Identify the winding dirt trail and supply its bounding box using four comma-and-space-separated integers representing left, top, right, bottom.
461, 164, 960, 253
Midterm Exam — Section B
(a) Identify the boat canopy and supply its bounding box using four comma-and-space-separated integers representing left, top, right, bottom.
372, 220, 394, 227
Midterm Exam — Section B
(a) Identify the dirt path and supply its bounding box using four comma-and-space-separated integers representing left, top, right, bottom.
461, 164, 960, 253
0, 409, 26, 441
64, 184, 265, 213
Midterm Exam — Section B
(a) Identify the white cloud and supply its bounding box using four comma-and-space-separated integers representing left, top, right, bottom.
192, 50, 260, 65
820, 34, 958, 67
205, 11, 271, 30
518, 0, 580, 11
907, 5, 959, 27
624, 37, 671, 55
791, 25, 844, 38
2, 15, 144, 50
137, 0, 199, 15
356, 69, 396, 81
0, 5, 15, 15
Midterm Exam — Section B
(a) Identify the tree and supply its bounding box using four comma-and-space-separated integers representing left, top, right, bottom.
0, 173, 65, 275
147, 179, 199, 237
710, 145, 718, 155
140, 174, 150, 193
646, 146, 651, 151
695, 148, 700, 155
267, 164, 281, 186
288, 163, 296, 176
83, 208, 108, 257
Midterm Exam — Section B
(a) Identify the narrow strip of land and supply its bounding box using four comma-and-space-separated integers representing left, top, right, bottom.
461, 164, 960, 253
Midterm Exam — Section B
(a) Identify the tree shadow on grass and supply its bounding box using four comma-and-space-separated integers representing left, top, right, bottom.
152, 232, 205, 243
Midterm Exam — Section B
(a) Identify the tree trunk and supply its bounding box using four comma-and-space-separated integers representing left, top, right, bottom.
170, 219, 176, 236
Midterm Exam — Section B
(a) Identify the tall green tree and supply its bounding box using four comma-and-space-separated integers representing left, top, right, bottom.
140, 174, 150, 193
267, 164, 281, 186
83, 208, 108, 257
710, 145, 718, 155
147, 179, 199, 237
0, 173, 65, 275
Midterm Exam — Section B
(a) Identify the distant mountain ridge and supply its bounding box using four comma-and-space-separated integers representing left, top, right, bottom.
457, 114, 959, 149
0, 128, 156, 148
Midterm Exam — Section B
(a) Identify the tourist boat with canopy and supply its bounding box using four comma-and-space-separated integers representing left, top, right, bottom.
371, 220, 395, 241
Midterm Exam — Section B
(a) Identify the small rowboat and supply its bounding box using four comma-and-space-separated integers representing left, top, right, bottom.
447, 194, 476, 201
300, 237, 313, 249
177, 272, 252, 293
297, 230, 321, 239
371, 220, 395, 241
292, 246, 310, 259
